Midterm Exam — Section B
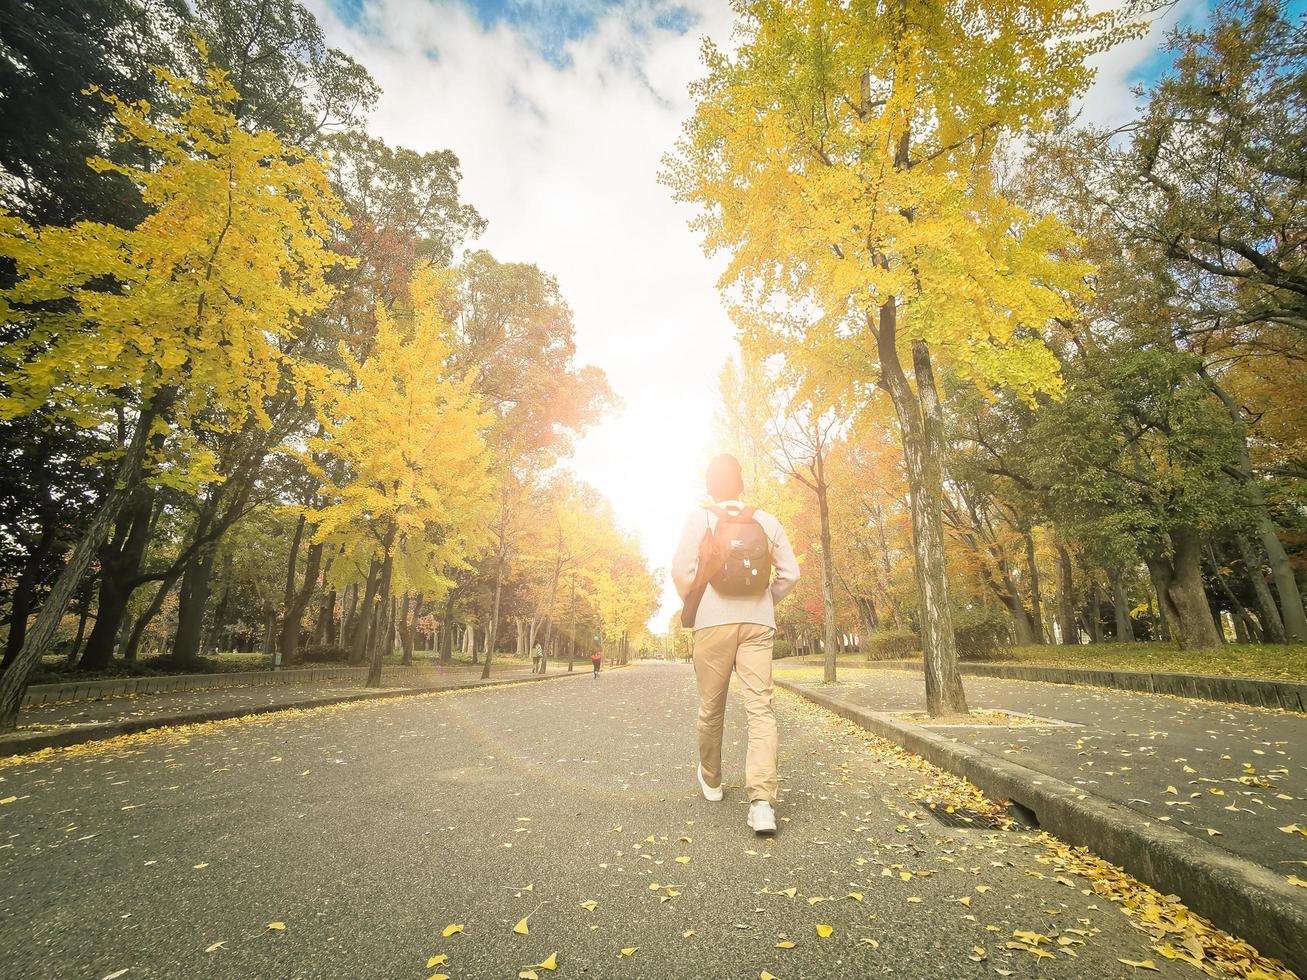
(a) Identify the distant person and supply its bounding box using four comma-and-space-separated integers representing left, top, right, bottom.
531, 641, 543, 674
591, 649, 602, 678
672, 453, 799, 836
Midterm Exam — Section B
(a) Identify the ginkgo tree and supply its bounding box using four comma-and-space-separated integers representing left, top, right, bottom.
0, 51, 345, 730
302, 269, 494, 687
664, 0, 1154, 715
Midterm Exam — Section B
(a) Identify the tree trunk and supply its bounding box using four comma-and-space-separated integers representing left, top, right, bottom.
1147, 529, 1222, 649
366, 530, 397, 687
2, 526, 57, 670
1108, 567, 1135, 643
482, 550, 506, 681
874, 310, 967, 716
1087, 576, 1104, 643
815, 462, 839, 684
350, 560, 381, 665
1054, 540, 1077, 645
1024, 532, 1045, 643
79, 486, 155, 670
1200, 368, 1307, 641
123, 568, 182, 662
1233, 534, 1287, 643
1206, 542, 1261, 644
277, 539, 322, 668
171, 543, 218, 665
260, 605, 277, 654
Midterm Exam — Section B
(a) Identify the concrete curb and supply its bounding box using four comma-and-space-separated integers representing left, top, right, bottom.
1, 668, 597, 760
805, 659, 1307, 712
777, 678, 1307, 976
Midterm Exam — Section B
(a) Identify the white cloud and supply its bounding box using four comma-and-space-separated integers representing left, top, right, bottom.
308, 0, 1196, 631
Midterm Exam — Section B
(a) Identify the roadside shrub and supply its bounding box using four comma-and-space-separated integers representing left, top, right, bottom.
773, 639, 793, 659
862, 629, 919, 660
300, 644, 350, 664
953, 606, 1011, 661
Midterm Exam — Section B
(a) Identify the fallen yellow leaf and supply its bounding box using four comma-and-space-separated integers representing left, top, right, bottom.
780, 887, 797, 898
193, 863, 208, 870
620, 947, 638, 957
1118, 959, 1160, 971
1287, 875, 1307, 889
580, 900, 598, 911
860, 938, 880, 948
775, 940, 796, 949
675, 856, 692, 864
682, 930, 695, 939
815, 924, 833, 938
975, 885, 991, 894
537, 952, 558, 970
426, 954, 448, 968
0, 796, 16, 805
513, 916, 530, 936
442, 924, 464, 938
761, 973, 779, 980
519, 972, 538, 979
266, 922, 285, 932
846, 892, 863, 902
204, 942, 226, 953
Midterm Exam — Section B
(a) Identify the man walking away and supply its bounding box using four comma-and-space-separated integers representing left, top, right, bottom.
531, 641, 542, 674
672, 454, 799, 836
591, 649, 602, 678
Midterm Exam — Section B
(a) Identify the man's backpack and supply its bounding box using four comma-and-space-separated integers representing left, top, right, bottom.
680, 505, 773, 628
706, 505, 772, 596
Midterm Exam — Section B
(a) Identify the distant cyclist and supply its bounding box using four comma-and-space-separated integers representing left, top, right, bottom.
591, 649, 602, 678
672, 453, 799, 836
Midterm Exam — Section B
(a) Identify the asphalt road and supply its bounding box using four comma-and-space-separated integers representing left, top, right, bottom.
0, 663, 1249, 979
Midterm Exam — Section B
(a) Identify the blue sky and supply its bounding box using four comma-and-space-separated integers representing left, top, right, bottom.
328, 0, 698, 63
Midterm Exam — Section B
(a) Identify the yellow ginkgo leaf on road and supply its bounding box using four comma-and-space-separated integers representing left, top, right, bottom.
846, 892, 863, 902
775, 940, 796, 949
266, 922, 286, 932
1118, 959, 1160, 971
204, 942, 226, 953
620, 947, 638, 957
581, 900, 598, 911
779, 887, 797, 898
426, 954, 448, 968
975, 885, 991, 894
682, 930, 696, 939
1287, 875, 1307, 889
860, 938, 880, 948
675, 856, 692, 864
442, 924, 464, 938
537, 952, 558, 971
958, 896, 971, 907
519, 972, 538, 979
815, 924, 833, 938
429, 974, 450, 980
1279, 824, 1306, 836
761, 972, 779, 980
0, 796, 17, 805
513, 916, 530, 936
906, 897, 923, 904
1013, 930, 1050, 946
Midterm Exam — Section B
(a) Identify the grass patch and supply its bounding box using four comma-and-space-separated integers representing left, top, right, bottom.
992, 642, 1307, 682
780, 643, 1307, 681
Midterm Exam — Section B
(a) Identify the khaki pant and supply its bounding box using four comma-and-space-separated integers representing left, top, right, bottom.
693, 623, 777, 805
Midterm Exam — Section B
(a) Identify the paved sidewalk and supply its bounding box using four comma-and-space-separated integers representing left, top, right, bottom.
2, 663, 562, 755
774, 664, 1307, 878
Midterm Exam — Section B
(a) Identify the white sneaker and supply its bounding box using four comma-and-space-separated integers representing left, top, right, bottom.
747, 800, 777, 835
697, 763, 723, 802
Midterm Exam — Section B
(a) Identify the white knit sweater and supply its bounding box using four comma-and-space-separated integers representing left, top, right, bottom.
671, 500, 801, 631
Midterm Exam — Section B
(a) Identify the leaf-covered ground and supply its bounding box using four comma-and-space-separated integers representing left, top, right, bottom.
0, 664, 1294, 978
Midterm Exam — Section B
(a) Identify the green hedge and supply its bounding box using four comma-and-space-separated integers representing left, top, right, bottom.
862, 629, 918, 660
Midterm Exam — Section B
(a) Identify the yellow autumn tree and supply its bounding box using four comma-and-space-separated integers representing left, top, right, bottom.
303, 269, 494, 687
664, 0, 1151, 714
0, 51, 345, 729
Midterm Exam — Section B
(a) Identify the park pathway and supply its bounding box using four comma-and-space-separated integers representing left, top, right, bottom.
0, 663, 1282, 978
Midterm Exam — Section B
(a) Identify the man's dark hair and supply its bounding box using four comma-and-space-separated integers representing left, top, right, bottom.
706, 453, 745, 502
